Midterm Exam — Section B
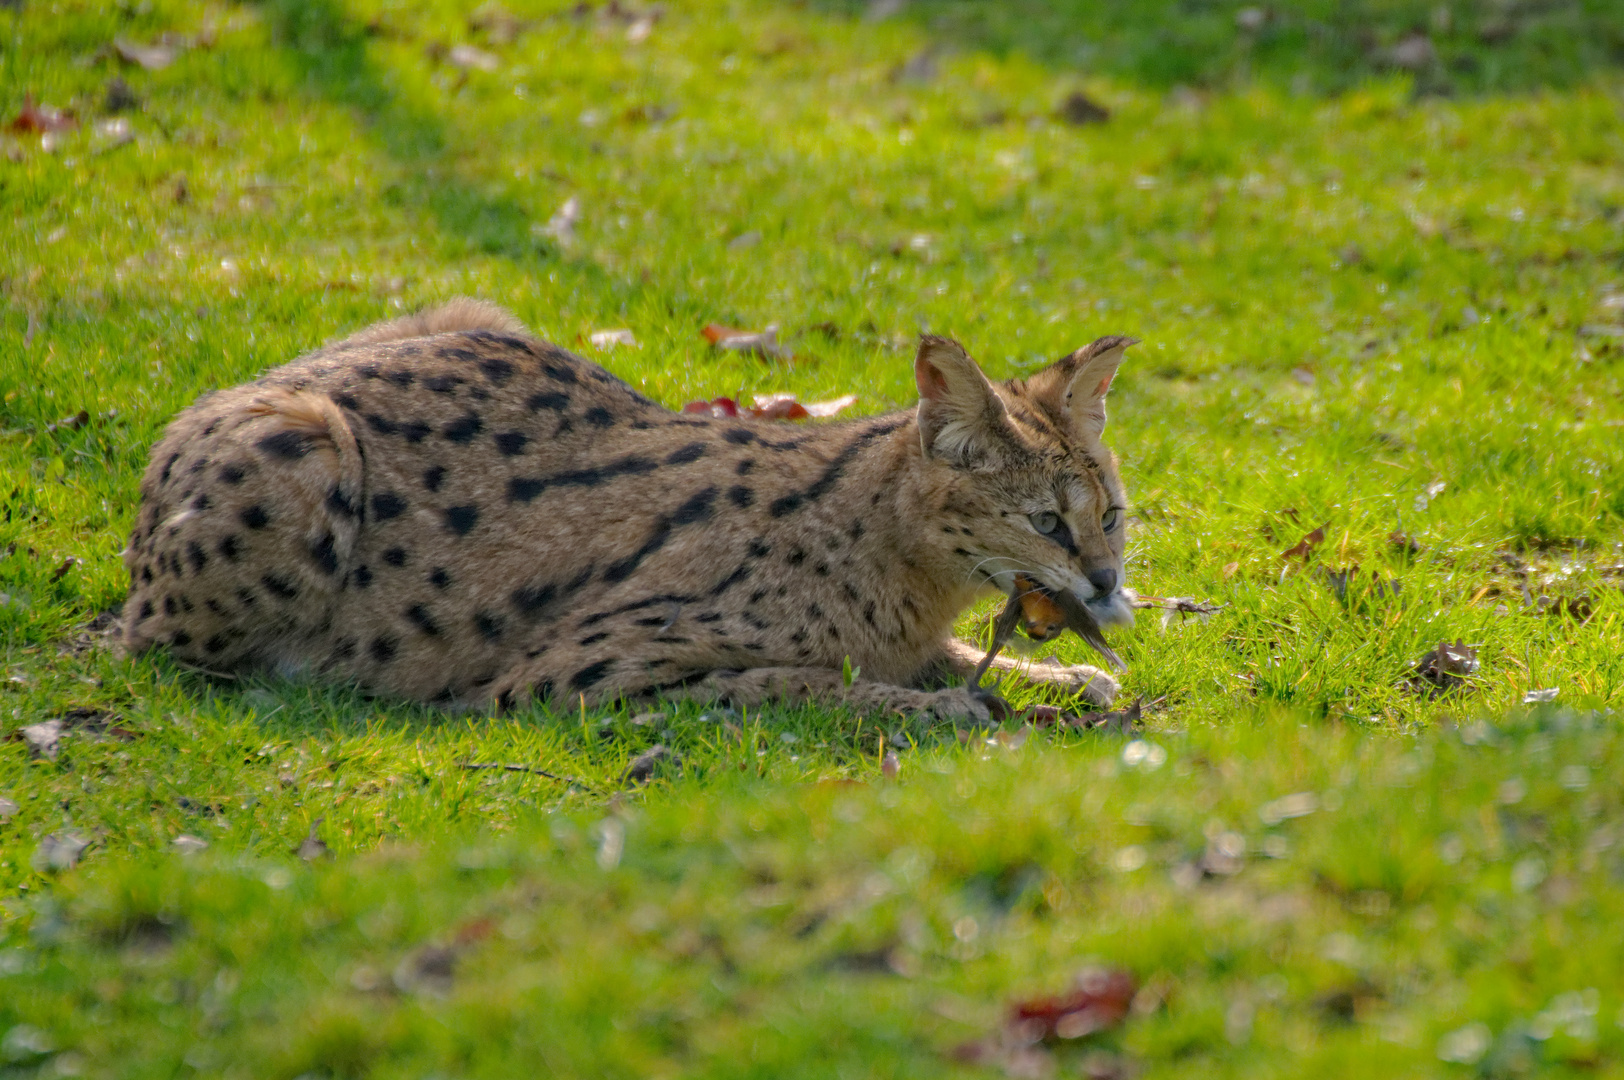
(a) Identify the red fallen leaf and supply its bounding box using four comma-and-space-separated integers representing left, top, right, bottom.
681, 393, 857, 421
1010, 967, 1137, 1041
683, 396, 740, 418
1280, 523, 1327, 561
7, 95, 78, 135
454, 917, 497, 945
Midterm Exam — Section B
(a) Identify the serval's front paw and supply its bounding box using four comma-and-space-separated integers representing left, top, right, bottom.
924, 686, 1010, 727
1027, 659, 1119, 708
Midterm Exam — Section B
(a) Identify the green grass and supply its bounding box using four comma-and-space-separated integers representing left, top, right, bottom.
3, 0, 1624, 1075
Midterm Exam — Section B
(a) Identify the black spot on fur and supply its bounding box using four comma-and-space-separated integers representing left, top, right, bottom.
236, 587, 256, 607
479, 356, 515, 384
770, 418, 905, 517
405, 604, 442, 636
495, 431, 529, 456
570, 659, 613, 691
332, 392, 362, 411
352, 565, 373, 588
163, 596, 177, 616
357, 363, 381, 379
527, 390, 570, 412
422, 465, 446, 491
543, 362, 578, 384
441, 347, 481, 363
172, 630, 192, 647
729, 485, 754, 509
584, 406, 614, 428
863, 601, 877, 625
258, 430, 314, 460
189, 493, 211, 513
696, 612, 724, 623
424, 374, 463, 394
444, 505, 479, 535
159, 453, 180, 485
511, 582, 556, 619
807, 602, 824, 618
185, 542, 207, 573
204, 633, 229, 654
787, 547, 806, 566
708, 563, 752, 597
603, 488, 718, 583
816, 562, 831, 577
747, 538, 770, 559
370, 636, 398, 663
442, 412, 483, 444
365, 414, 398, 436
670, 487, 718, 526
309, 534, 339, 575
138, 599, 154, 621
140, 565, 154, 584
666, 442, 706, 465
262, 573, 298, 599
429, 567, 451, 589
202, 419, 220, 437
474, 611, 504, 640
507, 454, 659, 503
383, 547, 408, 567
219, 462, 248, 485
372, 492, 408, 521
579, 632, 610, 646
399, 420, 432, 444
326, 488, 358, 519
383, 369, 414, 388
240, 505, 270, 529
723, 428, 755, 445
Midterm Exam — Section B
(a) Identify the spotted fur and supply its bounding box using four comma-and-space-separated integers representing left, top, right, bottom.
121, 300, 1136, 722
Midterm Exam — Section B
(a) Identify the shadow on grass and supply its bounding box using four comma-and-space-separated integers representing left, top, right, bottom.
248, 0, 632, 297
811, 0, 1624, 94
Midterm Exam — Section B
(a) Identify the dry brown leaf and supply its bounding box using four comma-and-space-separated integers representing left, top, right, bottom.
681, 393, 856, 421
1404, 639, 1479, 698
1280, 524, 1328, 561
114, 37, 181, 70
1056, 90, 1109, 125
587, 328, 638, 350
701, 323, 792, 360
7, 95, 78, 134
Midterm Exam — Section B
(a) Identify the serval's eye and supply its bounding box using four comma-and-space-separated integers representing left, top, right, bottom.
1101, 507, 1121, 533
1029, 511, 1059, 535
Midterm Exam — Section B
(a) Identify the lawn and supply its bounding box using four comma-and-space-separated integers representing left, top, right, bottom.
3, 0, 1624, 1076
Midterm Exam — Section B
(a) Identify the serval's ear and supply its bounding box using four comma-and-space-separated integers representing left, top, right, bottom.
914, 335, 1007, 463
1025, 334, 1138, 443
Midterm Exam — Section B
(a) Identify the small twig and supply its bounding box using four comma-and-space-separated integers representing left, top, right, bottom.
1131, 596, 1226, 615
460, 761, 592, 786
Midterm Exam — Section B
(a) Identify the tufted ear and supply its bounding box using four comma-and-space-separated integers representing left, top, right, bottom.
914, 335, 1007, 463
1025, 334, 1138, 443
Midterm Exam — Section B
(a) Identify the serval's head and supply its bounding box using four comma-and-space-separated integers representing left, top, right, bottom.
913, 332, 1137, 629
